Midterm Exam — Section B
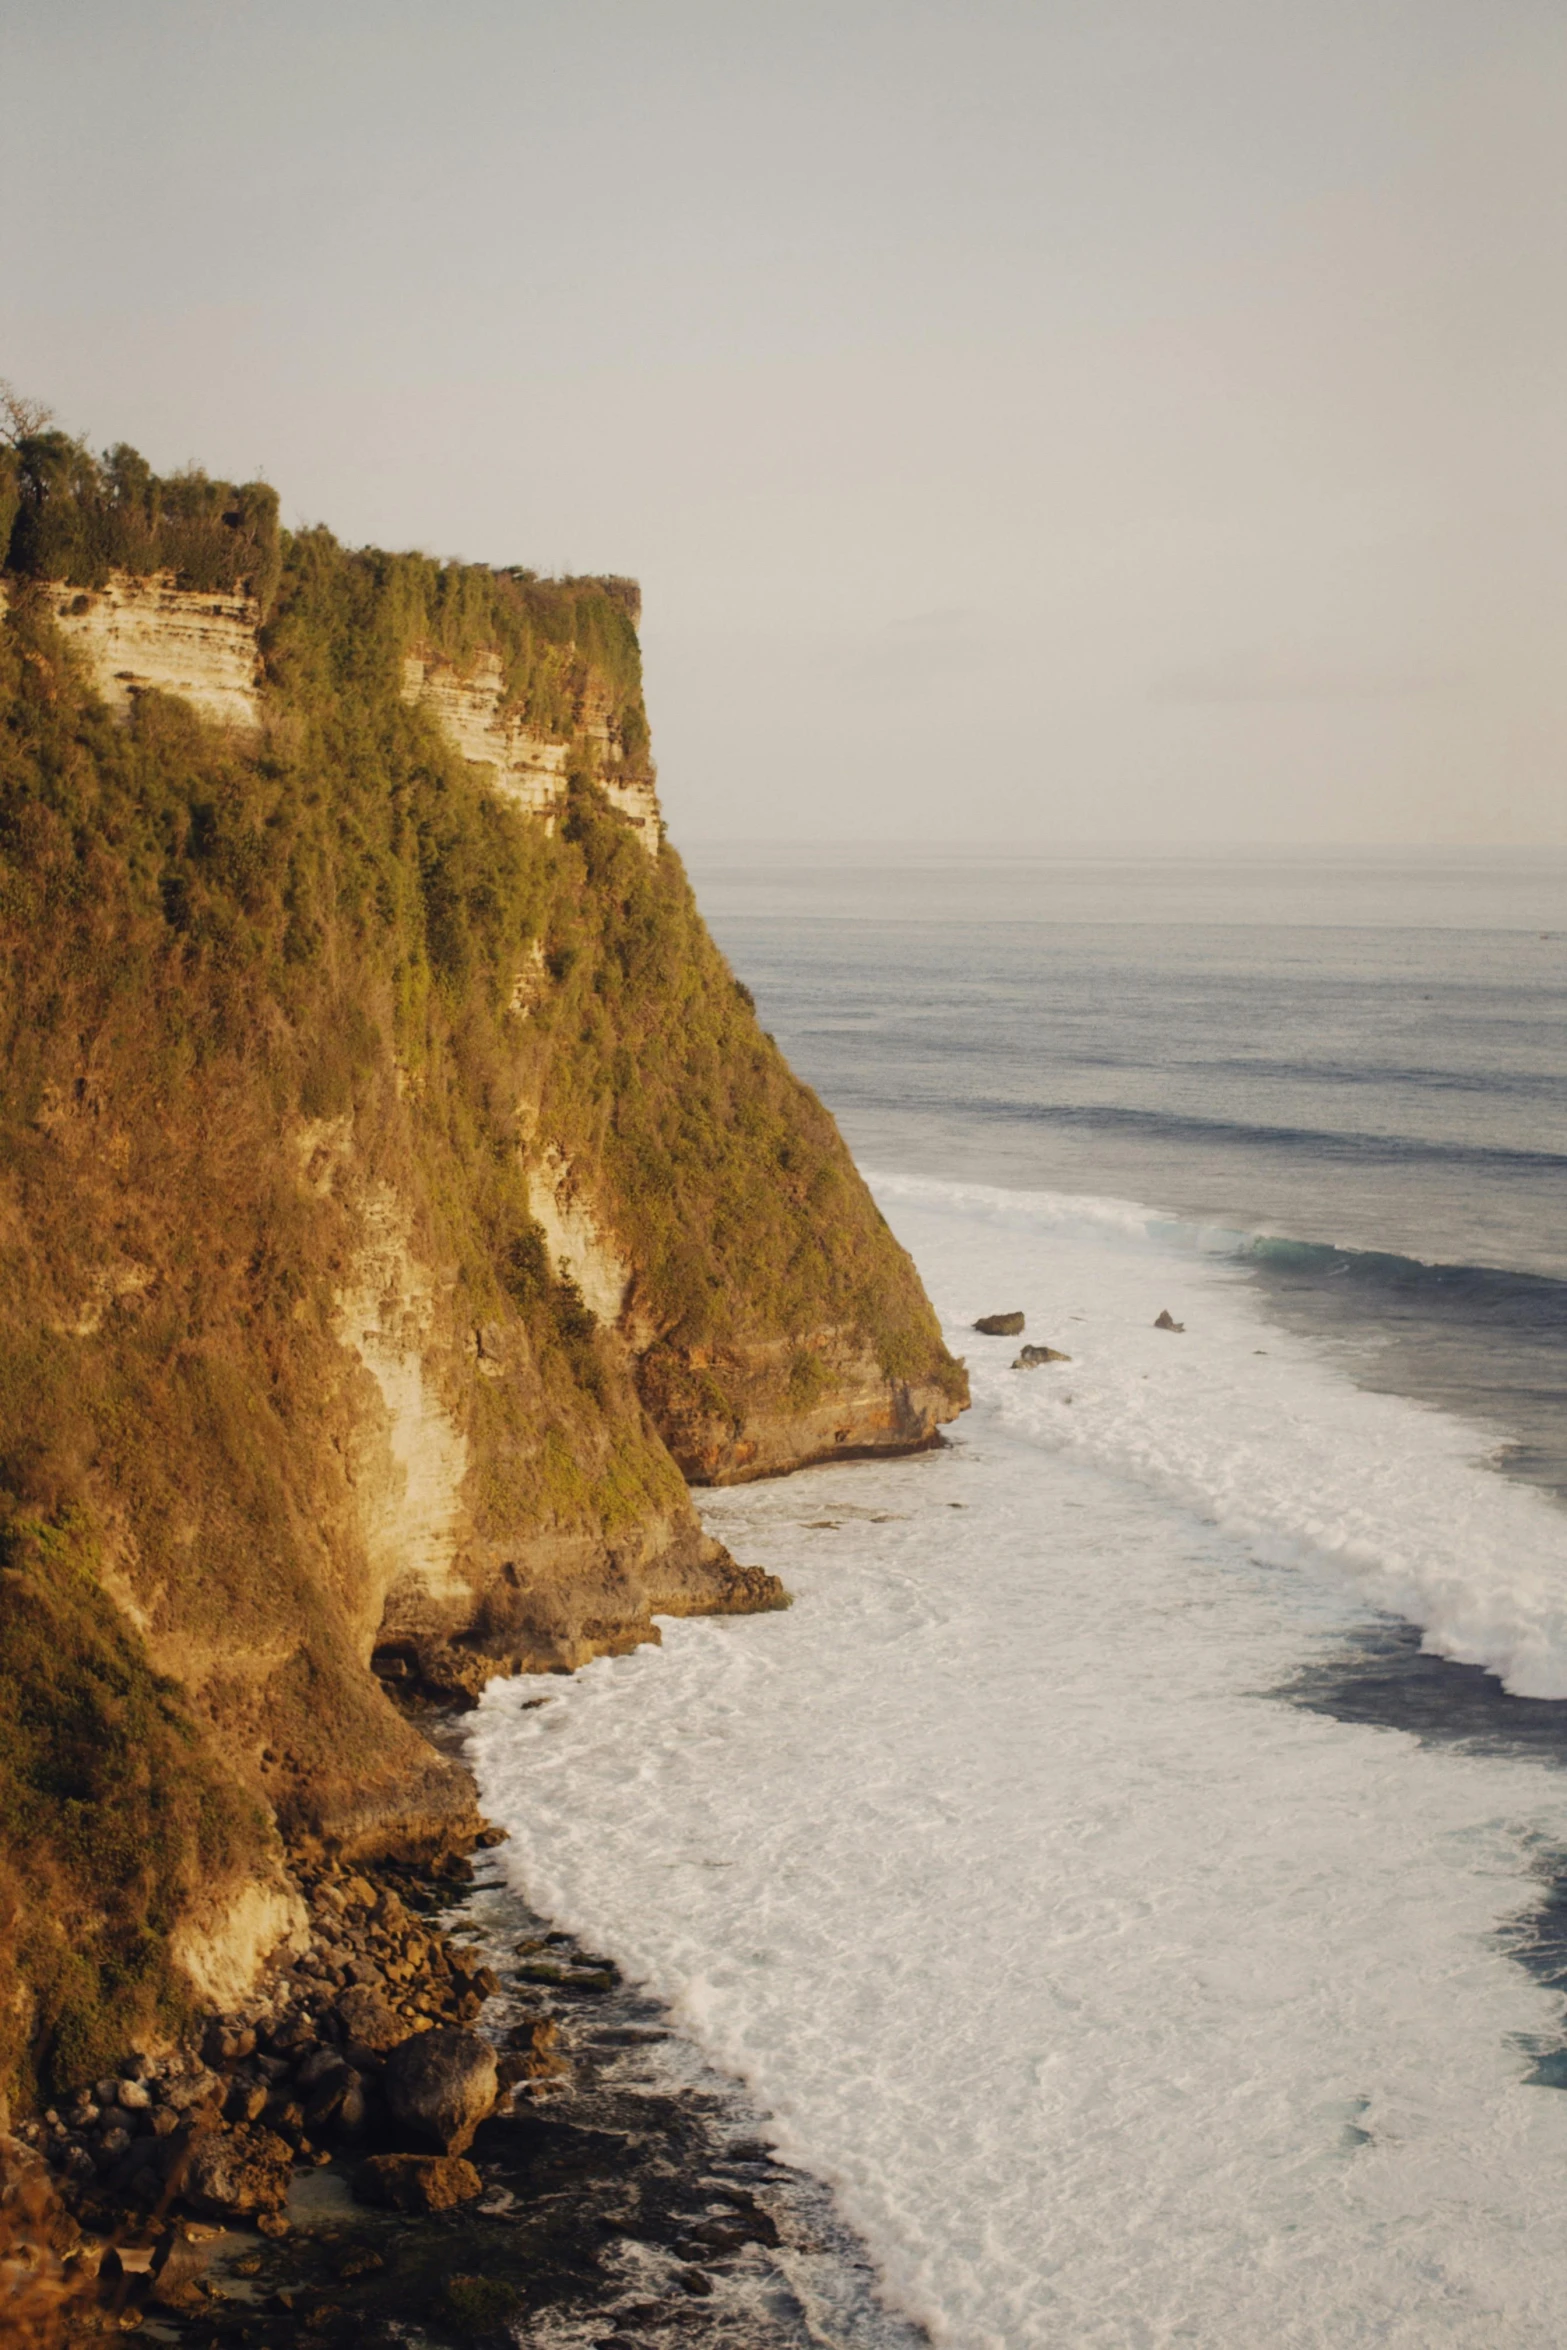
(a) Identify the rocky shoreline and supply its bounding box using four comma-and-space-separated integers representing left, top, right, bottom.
3, 1767, 925, 2349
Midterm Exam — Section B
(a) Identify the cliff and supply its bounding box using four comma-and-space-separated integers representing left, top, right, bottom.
0, 433, 966, 2109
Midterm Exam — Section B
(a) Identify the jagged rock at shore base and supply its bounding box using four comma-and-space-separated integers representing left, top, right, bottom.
8, 1840, 486, 2237
1, 1832, 910, 2350
355, 2151, 483, 2213
1154, 1309, 1185, 1332
1013, 1344, 1071, 1368
974, 1311, 1025, 1336
0, 2135, 91, 2338
335, 1986, 406, 2055
398, 1552, 795, 1707
383, 2027, 498, 2154
180, 2123, 293, 2217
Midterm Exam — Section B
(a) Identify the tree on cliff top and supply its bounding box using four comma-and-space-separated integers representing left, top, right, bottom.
0, 381, 54, 447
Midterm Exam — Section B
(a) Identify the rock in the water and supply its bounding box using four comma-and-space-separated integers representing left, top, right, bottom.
335, 1985, 405, 2055
1012, 1343, 1071, 1368
180, 2124, 293, 2218
383, 2027, 497, 2153
354, 2152, 483, 2213
510, 2014, 570, 2085
973, 1311, 1025, 1336
1153, 1310, 1185, 1332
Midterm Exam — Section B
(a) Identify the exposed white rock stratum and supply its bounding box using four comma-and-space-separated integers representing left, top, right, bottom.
401, 648, 661, 851
170, 1876, 309, 2010
6, 579, 663, 857
333, 1182, 471, 1634
525, 1145, 632, 1325
40, 571, 263, 729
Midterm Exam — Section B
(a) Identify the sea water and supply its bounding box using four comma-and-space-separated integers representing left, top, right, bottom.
470, 850, 1567, 2347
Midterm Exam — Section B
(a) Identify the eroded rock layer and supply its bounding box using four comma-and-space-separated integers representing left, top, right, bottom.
401, 645, 661, 849
43, 571, 263, 728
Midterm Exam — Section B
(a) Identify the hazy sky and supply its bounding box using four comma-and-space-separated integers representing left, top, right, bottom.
3, 2, 1565, 846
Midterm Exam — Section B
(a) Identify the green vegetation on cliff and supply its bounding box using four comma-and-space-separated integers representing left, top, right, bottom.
0, 459, 964, 2105
533, 796, 960, 1376
2, 433, 281, 608
0, 426, 648, 767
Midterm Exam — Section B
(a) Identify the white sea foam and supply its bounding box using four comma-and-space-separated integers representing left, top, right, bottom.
874, 1172, 1567, 1699
470, 1180, 1567, 2348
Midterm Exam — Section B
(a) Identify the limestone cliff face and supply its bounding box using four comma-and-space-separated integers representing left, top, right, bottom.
39, 571, 263, 729
401, 646, 660, 848
386, 603, 964, 1498
401, 648, 571, 816
0, 460, 965, 2101
323, 1146, 774, 1704
525, 1146, 632, 1323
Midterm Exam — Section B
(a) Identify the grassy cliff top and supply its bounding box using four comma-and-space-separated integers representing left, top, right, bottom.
0, 431, 649, 765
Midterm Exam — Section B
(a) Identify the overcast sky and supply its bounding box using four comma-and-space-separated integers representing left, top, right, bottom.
3, 1, 1565, 847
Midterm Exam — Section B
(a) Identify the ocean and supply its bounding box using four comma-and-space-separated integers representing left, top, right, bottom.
470, 848, 1567, 2347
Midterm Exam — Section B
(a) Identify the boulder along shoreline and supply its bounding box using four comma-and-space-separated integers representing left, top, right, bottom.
2, 1729, 928, 2350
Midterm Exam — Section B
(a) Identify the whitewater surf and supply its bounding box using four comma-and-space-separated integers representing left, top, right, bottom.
471, 1174, 1567, 2349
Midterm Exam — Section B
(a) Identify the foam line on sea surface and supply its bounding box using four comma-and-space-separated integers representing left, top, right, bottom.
872, 1172, 1567, 1701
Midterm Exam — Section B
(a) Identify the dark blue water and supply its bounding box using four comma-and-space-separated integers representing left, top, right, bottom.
685, 845, 1567, 1501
